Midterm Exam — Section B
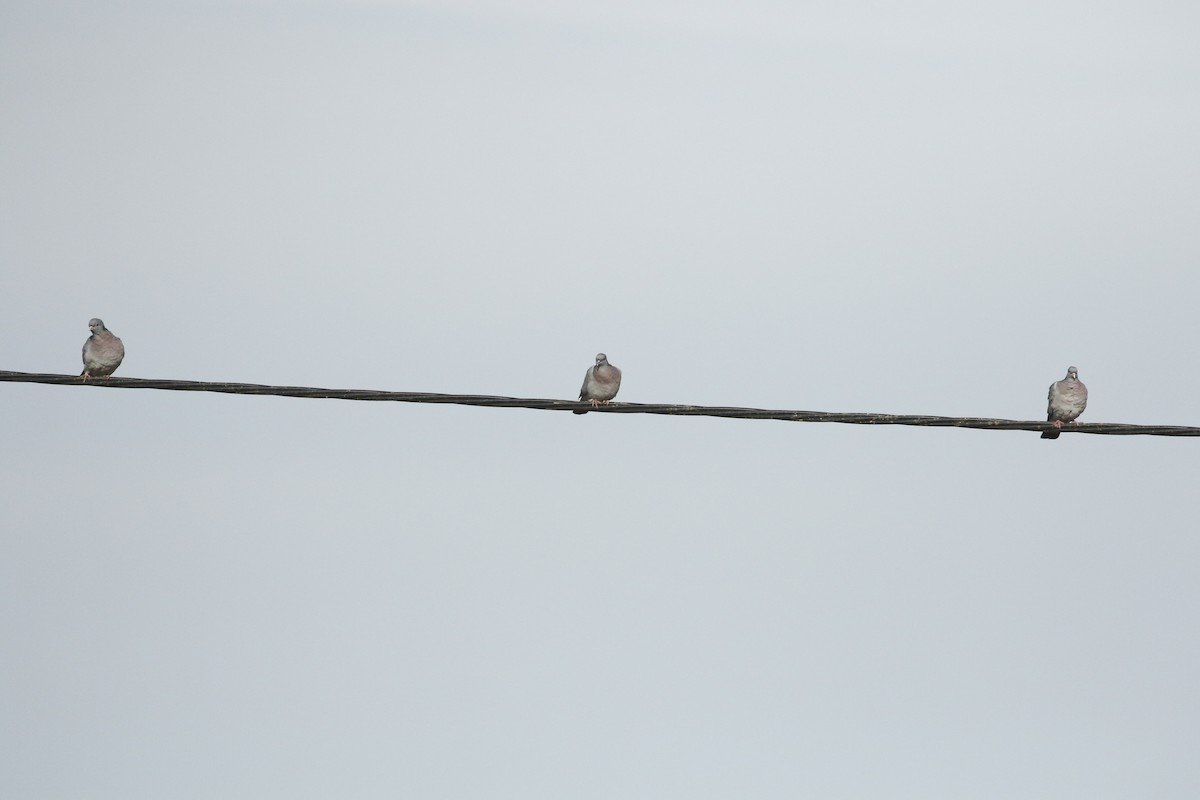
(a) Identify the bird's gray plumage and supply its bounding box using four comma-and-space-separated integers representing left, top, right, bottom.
1042, 366, 1087, 439
81, 318, 125, 380
574, 353, 621, 414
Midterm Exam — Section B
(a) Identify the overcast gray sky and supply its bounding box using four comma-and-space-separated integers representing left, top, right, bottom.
2, 1, 1199, 798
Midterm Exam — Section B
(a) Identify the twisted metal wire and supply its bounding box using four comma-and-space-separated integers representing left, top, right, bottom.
2, 370, 1196, 436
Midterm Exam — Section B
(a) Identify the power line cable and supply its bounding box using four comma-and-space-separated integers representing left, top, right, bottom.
2, 370, 1196, 436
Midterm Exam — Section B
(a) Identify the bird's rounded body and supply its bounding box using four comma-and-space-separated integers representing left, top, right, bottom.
575, 353, 621, 414
81, 318, 125, 380
1042, 366, 1087, 439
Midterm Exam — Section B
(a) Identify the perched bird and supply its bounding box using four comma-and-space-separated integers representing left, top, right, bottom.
1042, 365, 1087, 439
574, 353, 621, 414
81, 318, 125, 381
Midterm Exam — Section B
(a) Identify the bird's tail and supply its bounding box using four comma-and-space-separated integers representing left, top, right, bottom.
572, 410, 588, 415
1040, 429, 1060, 440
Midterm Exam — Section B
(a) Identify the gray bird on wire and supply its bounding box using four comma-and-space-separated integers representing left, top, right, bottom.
1042, 365, 1087, 439
574, 353, 621, 414
81, 318, 125, 381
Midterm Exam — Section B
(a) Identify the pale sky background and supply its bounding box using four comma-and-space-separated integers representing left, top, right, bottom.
2, 1, 1199, 798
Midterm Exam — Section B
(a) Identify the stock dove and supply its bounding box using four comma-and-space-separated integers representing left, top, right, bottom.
1041, 366, 1087, 439
81, 318, 125, 381
574, 353, 621, 414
